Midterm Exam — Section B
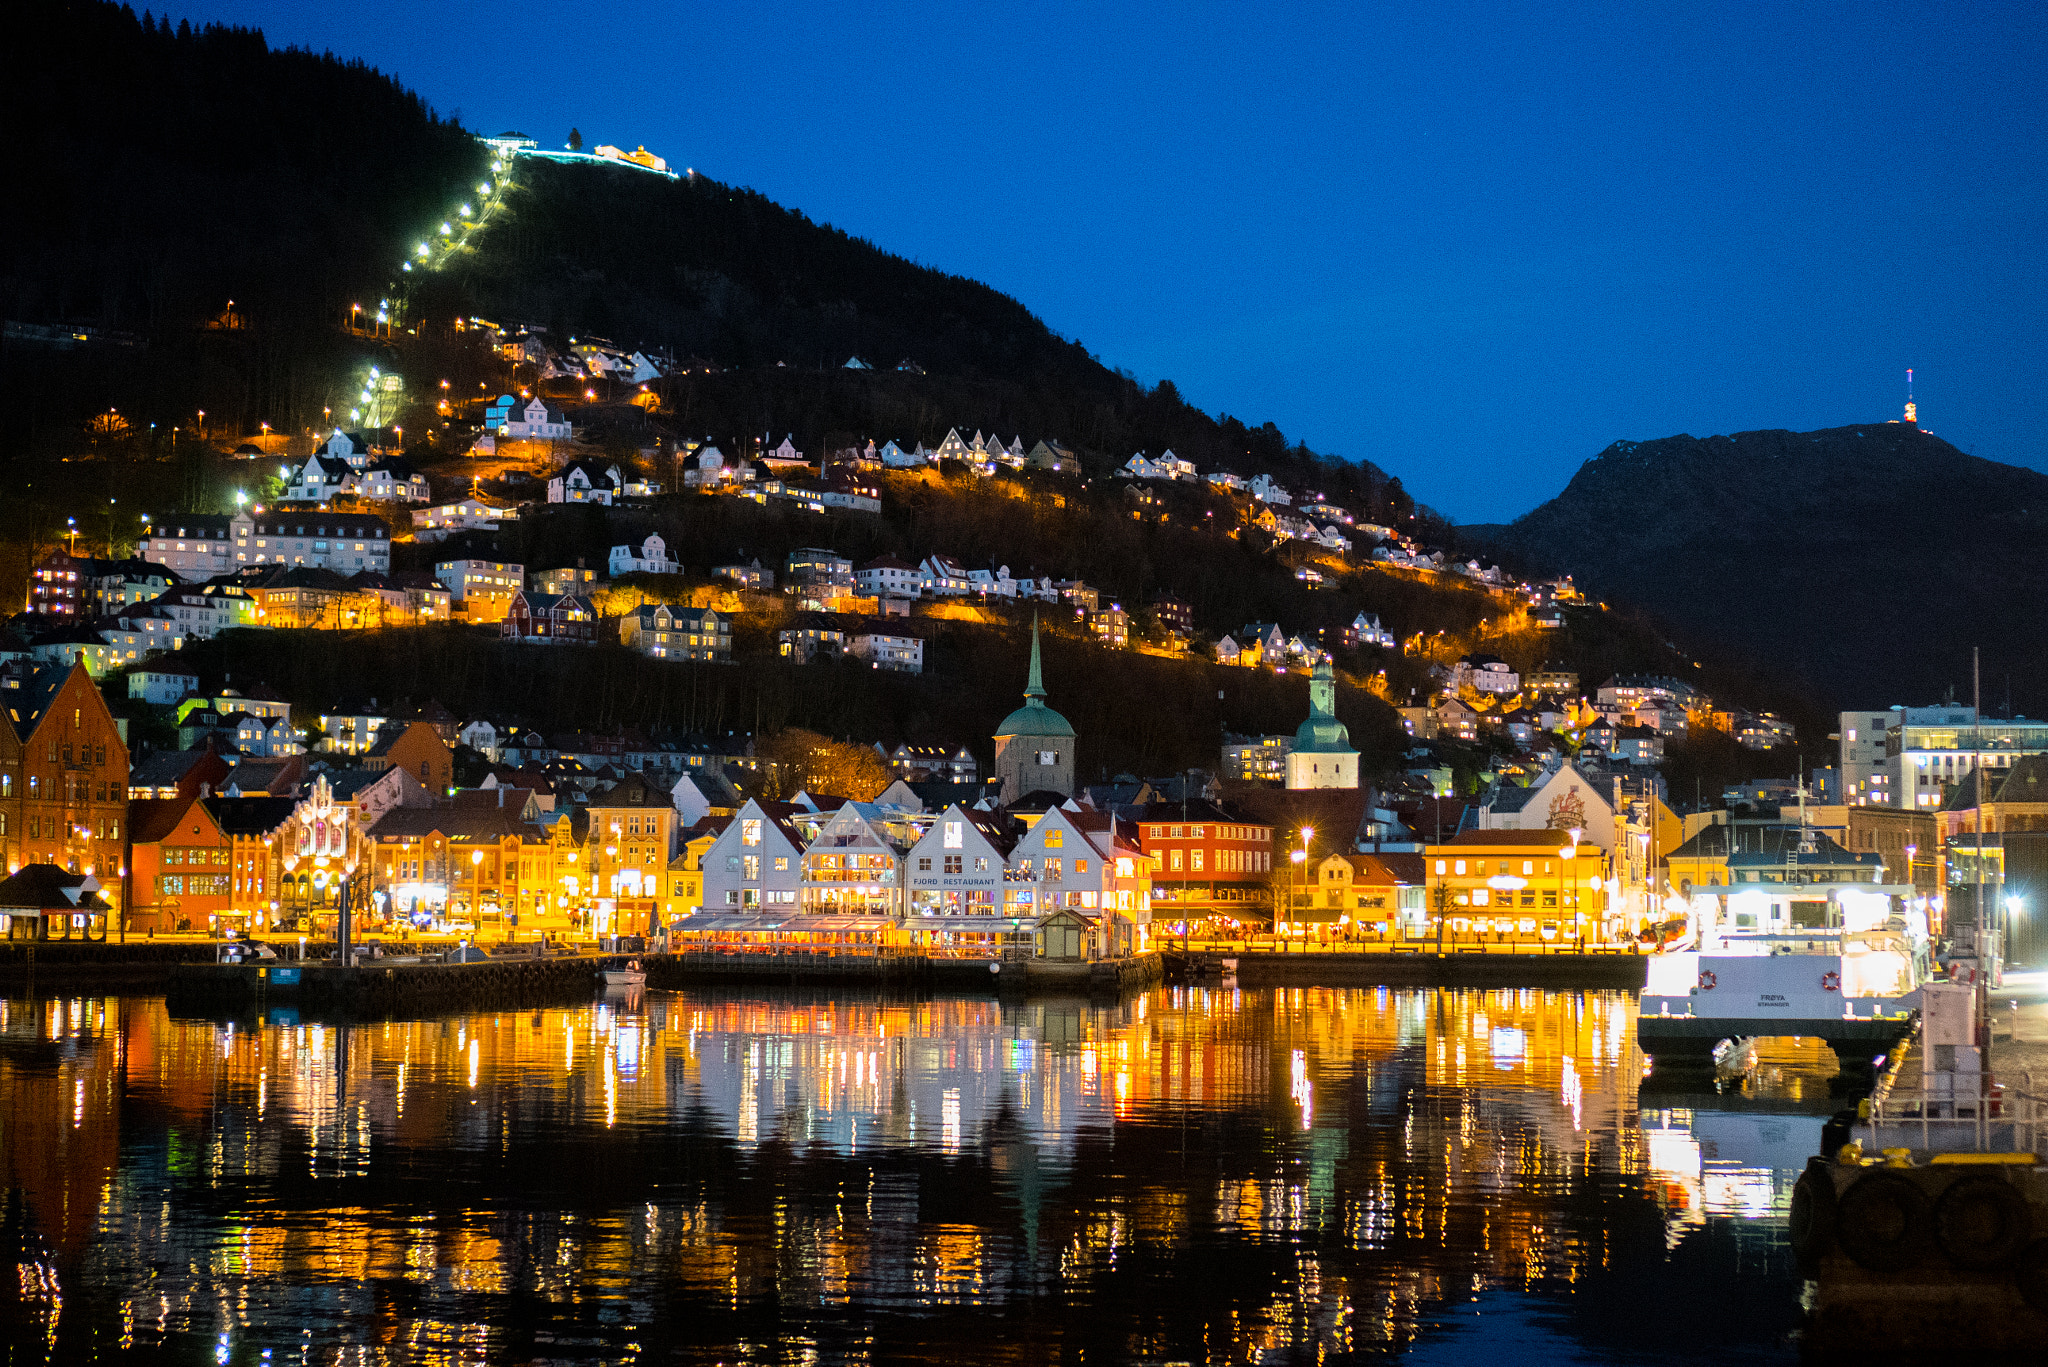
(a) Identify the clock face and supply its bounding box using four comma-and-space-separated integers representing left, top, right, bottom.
1038, 751, 1058, 766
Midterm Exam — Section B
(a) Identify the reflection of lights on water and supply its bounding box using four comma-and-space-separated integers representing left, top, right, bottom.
73, 1077, 84, 1127
21, 985, 1852, 1360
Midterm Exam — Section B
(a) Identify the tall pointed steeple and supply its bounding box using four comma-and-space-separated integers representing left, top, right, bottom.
1025, 614, 1047, 700
993, 613, 1074, 803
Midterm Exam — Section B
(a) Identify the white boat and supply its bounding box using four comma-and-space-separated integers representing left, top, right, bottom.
600, 959, 646, 988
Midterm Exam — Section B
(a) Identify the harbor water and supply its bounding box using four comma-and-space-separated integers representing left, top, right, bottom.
1, 986, 1837, 1363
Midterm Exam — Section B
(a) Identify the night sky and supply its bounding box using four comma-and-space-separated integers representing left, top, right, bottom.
176, 0, 2046, 522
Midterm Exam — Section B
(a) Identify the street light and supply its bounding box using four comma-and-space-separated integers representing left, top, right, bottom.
1565, 826, 1584, 950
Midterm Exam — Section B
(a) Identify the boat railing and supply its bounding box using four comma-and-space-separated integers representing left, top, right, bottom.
1867, 1056, 2047, 1155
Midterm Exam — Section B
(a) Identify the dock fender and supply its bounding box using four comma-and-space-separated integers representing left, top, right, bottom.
1834, 1172, 1934, 1273
1790, 1155, 1838, 1271
2014, 1240, 2048, 1315
1936, 1173, 2033, 1271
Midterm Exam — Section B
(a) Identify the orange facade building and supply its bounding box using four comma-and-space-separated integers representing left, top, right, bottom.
128, 795, 232, 932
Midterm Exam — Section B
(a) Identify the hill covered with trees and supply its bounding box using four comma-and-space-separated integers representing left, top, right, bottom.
3, 2, 486, 454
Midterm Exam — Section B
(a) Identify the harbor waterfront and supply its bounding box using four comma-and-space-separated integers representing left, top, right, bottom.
2, 984, 1836, 1363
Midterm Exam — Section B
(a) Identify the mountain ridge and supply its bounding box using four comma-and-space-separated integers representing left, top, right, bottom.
1478, 422, 2048, 713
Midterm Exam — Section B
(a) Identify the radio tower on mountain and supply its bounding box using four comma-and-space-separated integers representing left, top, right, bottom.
1904, 369, 1917, 427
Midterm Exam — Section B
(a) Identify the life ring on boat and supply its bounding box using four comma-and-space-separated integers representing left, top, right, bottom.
1820, 970, 1842, 992
1789, 1156, 1839, 1273
1834, 1173, 1935, 1273
1697, 970, 1717, 990
2013, 1240, 2048, 1314
1936, 1174, 2033, 1270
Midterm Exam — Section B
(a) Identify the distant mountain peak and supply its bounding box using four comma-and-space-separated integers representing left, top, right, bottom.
1487, 422, 2048, 713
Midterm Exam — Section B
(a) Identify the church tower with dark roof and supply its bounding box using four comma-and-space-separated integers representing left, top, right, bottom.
992, 617, 1075, 804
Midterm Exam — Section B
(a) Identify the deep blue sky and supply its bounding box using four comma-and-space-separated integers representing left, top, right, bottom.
183, 0, 2047, 521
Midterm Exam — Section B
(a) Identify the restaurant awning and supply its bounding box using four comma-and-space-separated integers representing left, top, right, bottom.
902, 916, 1040, 933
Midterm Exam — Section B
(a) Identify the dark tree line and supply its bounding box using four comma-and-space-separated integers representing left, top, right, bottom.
3, 1, 485, 454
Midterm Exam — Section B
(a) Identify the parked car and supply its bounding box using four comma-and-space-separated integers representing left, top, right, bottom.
220, 940, 278, 964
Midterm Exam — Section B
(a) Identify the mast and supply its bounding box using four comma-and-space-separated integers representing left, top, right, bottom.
1975, 646, 1985, 951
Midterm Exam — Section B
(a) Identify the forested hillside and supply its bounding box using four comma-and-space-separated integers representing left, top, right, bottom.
5, 1, 1415, 529
2, 3, 485, 453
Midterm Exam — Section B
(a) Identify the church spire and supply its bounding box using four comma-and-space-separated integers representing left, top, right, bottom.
1025, 614, 1047, 700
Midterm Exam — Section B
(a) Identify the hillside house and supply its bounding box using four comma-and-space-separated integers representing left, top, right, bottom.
610, 534, 678, 577
356, 457, 431, 502
855, 556, 921, 599
778, 613, 848, 663
850, 631, 924, 674
621, 605, 731, 662
1026, 439, 1080, 473
920, 556, 972, 596
1247, 473, 1292, 505
412, 496, 516, 540
500, 397, 571, 441
501, 591, 597, 645
548, 461, 621, 505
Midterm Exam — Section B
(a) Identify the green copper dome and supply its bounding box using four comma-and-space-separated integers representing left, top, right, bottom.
995, 618, 1075, 738
1293, 658, 1354, 753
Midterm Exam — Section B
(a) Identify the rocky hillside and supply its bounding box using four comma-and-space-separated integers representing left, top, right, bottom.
1481, 423, 2048, 712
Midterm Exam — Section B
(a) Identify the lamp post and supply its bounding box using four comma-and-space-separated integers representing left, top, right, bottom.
604, 821, 621, 942
471, 848, 484, 940
1566, 826, 1584, 951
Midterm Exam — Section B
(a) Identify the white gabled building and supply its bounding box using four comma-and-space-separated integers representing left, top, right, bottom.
500, 396, 572, 441
1247, 473, 1292, 505
1009, 806, 1155, 958
548, 460, 621, 505
282, 451, 353, 502
699, 799, 809, 913
610, 533, 678, 577
902, 805, 1022, 950
933, 428, 971, 464
356, 458, 431, 502
799, 801, 917, 918
920, 555, 973, 596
